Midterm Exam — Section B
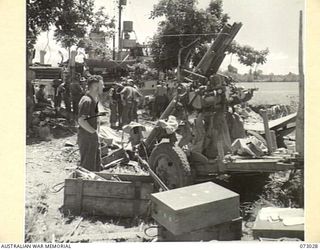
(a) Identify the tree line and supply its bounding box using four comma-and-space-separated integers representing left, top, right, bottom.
27, 0, 269, 75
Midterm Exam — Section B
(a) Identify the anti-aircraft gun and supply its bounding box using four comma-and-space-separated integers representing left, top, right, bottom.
136, 23, 301, 189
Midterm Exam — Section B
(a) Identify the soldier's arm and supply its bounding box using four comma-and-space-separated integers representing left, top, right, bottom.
78, 116, 96, 134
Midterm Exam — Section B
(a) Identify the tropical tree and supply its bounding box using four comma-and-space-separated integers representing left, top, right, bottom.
53, 0, 95, 58
27, 1, 115, 61
236, 45, 269, 78
27, 0, 61, 50
149, 0, 229, 71
77, 7, 116, 59
150, 0, 269, 74
27, 0, 95, 61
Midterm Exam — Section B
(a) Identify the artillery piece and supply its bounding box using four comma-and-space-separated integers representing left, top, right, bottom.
136, 23, 302, 189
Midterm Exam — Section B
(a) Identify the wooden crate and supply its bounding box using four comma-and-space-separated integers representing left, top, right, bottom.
151, 182, 240, 235
63, 171, 154, 217
158, 217, 242, 241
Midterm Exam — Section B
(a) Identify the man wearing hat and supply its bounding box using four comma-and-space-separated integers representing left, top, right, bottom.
120, 79, 142, 125
77, 76, 103, 172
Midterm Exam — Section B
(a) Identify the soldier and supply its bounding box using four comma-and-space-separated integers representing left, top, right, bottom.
70, 74, 84, 118
77, 76, 103, 172
131, 79, 143, 122
120, 79, 142, 125
62, 73, 72, 120
109, 83, 123, 128
26, 70, 35, 136
35, 84, 51, 108
109, 85, 118, 128
153, 81, 169, 118
52, 78, 63, 109
55, 81, 66, 111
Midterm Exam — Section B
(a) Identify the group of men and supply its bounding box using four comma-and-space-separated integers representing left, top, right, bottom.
52, 72, 89, 120
77, 75, 146, 171
33, 71, 91, 121
109, 77, 142, 129
28, 70, 170, 172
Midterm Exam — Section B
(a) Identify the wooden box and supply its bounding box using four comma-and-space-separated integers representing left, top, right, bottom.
252, 208, 304, 240
63, 171, 154, 217
151, 182, 240, 235
158, 217, 242, 241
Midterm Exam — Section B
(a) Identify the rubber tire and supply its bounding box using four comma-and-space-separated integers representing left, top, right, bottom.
149, 142, 193, 189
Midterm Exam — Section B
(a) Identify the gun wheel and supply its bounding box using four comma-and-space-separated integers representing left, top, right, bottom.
149, 142, 193, 189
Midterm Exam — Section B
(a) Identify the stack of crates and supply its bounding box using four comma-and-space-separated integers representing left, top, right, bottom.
150, 182, 242, 241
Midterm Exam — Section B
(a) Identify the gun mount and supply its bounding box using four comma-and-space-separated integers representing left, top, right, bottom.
137, 22, 302, 189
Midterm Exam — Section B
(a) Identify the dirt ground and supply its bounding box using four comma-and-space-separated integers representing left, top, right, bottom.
25, 110, 303, 243
26, 131, 159, 243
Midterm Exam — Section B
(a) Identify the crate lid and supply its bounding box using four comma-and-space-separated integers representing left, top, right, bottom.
151, 182, 239, 211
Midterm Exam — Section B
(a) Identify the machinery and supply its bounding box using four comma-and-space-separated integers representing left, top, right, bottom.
134, 22, 302, 189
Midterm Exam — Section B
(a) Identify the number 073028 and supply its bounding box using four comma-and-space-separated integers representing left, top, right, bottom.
300, 244, 319, 248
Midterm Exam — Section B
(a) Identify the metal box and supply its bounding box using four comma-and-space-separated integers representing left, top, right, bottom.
158, 217, 242, 241
151, 182, 240, 235
123, 21, 133, 32
120, 0, 127, 6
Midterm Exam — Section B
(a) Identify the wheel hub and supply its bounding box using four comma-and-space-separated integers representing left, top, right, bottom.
155, 154, 179, 189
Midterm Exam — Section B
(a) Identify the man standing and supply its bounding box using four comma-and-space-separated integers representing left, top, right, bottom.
120, 80, 133, 125
61, 70, 72, 120
77, 76, 102, 172
70, 75, 84, 118
154, 81, 169, 118
120, 79, 142, 125
26, 69, 35, 136
131, 80, 143, 122
35, 84, 51, 108
53, 78, 62, 109
109, 85, 118, 128
64, 79, 72, 119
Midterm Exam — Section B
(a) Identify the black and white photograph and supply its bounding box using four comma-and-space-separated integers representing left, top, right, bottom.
24, 0, 305, 243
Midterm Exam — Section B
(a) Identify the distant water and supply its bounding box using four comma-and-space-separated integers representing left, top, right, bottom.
236, 81, 299, 105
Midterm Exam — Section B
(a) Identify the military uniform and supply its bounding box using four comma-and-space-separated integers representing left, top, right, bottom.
70, 80, 84, 117
109, 87, 118, 127
154, 84, 169, 118
120, 85, 142, 125
78, 94, 101, 172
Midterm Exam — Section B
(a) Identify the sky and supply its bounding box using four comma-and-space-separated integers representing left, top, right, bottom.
33, 0, 305, 75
